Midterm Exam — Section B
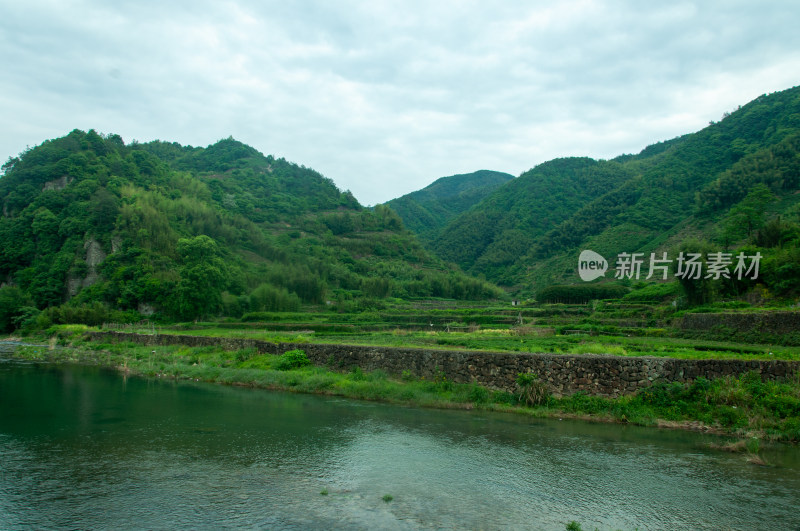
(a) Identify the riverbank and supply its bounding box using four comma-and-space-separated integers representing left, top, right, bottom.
8, 335, 800, 443
86, 330, 800, 398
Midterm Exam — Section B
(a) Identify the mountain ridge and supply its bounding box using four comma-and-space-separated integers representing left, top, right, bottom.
0, 130, 502, 330
417, 85, 800, 298
384, 169, 514, 243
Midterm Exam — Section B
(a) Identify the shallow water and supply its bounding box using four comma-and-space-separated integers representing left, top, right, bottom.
1, 353, 798, 530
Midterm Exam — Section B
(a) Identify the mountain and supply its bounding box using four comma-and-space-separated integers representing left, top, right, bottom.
0, 130, 502, 330
431, 158, 635, 285
429, 85, 800, 299
384, 170, 514, 243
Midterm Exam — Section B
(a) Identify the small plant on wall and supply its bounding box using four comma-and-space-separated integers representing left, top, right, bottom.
516, 371, 550, 406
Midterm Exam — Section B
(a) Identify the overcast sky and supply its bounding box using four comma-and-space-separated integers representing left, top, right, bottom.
2, 1, 799, 205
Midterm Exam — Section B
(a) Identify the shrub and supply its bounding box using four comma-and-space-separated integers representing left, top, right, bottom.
235, 348, 257, 362
491, 390, 516, 405
249, 283, 301, 312
350, 366, 366, 381
516, 372, 550, 406
433, 368, 453, 391
468, 384, 490, 404
275, 349, 310, 371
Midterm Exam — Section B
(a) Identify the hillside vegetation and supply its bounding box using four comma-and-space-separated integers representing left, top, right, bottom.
0, 131, 501, 331
427, 85, 800, 300
384, 169, 513, 243
431, 158, 635, 285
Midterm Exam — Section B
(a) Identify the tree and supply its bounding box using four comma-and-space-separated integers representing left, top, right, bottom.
0, 286, 33, 332
673, 240, 717, 305
175, 235, 228, 320
726, 184, 775, 238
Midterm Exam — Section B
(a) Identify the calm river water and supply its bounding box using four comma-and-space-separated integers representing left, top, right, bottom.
1, 353, 799, 530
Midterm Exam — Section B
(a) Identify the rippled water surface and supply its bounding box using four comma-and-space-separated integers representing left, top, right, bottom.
1, 352, 799, 530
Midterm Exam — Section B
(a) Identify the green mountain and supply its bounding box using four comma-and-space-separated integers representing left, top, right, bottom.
430, 86, 800, 299
384, 170, 513, 243
0, 130, 501, 330
431, 158, 635, 284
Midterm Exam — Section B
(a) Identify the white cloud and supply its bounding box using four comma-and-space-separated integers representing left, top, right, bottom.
1, 0, 799, 204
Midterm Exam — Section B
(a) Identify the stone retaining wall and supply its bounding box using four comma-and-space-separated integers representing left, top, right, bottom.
88, 331, 799, 397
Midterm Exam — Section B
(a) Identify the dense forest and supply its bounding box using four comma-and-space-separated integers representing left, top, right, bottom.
422, 85, 800, 300
431, 158, 636, 284
0, 131, 501, 332
384, 170, 513, 243
2, 86, 799, 333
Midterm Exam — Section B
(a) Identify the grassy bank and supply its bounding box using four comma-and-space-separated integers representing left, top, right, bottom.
63, 323, 800, 361
10, 335, 800, 443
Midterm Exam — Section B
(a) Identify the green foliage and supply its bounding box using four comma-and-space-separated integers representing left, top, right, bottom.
0, 129, 503, 327
427, 86, 800, 295
672, 239, 718, 306
537, 284, 629, 304
37, 301, 139, 327
697, 133, 800, 213
622, 282, 680, 302
385, 170, 514, 242
516, 372, 550, 406
14, 337, 800, 441
468, 384, 490, 404
350, 366, 366, 381
176, 235, 229, 320
432, 158, 634, 280
628, 371, 800, 434
0, 286, 35, 333
6, 85, 800, 316
720, 184, 775, 242
275, 349, 311, 371
249, 284, 301, 312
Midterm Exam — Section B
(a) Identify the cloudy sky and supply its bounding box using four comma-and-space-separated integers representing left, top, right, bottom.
2, 1, 799, 205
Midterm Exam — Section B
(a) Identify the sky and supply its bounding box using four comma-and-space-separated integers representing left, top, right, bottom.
2, 1, 799, 205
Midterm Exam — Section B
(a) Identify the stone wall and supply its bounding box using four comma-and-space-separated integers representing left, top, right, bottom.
88, 331, 800, 397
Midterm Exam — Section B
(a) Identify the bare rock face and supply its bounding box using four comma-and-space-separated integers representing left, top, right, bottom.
66, 276, 82, 297
42, 175, 74, 191
84, 238, 106, 268
82, 238, 107, 288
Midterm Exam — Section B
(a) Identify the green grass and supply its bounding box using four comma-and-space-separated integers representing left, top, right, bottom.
40, 320, 800, 361
304, 331, 800, 361
11, 341, 800, 442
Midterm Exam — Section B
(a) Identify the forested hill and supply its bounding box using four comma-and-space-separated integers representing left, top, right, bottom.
429, 85, 800, 297
431, 157, 636, 285
0, 130, 501, 329
384, 170, 513, 243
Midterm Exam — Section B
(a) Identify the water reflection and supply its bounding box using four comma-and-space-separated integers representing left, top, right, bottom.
1, 358, 798, 530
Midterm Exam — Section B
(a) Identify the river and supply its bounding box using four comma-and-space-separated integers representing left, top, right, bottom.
1, 352, 798, 530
